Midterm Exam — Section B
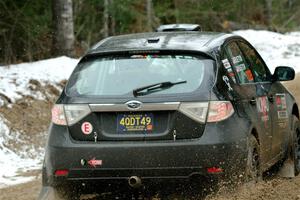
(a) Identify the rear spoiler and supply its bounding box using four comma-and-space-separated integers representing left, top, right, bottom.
156, 24, 201, 32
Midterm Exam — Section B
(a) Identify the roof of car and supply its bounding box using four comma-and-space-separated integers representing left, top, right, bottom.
87, 31, 235, 57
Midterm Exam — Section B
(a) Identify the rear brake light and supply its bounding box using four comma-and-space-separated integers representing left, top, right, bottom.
51, 104, 91, 126
207, 101, 234, 122
179, 102, 209, 123
51, 105, 67, 125
207, 167, 223, 173
54, 169, 69, 176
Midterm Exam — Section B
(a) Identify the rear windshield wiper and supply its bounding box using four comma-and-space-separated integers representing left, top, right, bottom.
133, 80, 187, 97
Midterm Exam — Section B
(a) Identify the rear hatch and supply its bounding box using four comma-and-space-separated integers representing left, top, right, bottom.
58, 53, 217, 141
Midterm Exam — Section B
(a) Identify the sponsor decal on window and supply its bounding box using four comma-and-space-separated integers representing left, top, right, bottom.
232, 55, 243, 64
222, 58, 231, 69
234, 64, 246, 72
222, 59, 236, 83
245, 69, 254, 81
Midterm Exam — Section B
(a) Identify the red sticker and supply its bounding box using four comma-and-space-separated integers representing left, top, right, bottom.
245, 69, 254, 81
228, 72, 233, 76
81, 122, 93, 135
276, 96, 281, 105
88, 158, 102, 168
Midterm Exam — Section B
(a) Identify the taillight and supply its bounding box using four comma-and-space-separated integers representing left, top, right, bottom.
51, 104, 91, 126
179, 102, 209, 123
207, 101, 234, 122
179, 101, 234, 123
51, 105, 67, 125
64, 105, 91, 125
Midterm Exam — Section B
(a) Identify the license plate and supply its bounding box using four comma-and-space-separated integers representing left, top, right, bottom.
117, 113, 154, 132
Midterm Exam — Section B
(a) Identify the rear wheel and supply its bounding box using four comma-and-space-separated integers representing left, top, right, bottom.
246, 135, 262, 182
291, 116, 300, 176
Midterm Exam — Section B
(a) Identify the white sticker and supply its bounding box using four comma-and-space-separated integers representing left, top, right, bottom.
222, 59, 231, 69
232, 55, 243, 64
81, 122, 93, 135
261, 115, 269, 122
278, 111, 288, 119
235, 64, 246, 72
226, 67, 233, 73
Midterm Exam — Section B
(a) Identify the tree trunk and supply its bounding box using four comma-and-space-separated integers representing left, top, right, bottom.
288, 0, 294, 9
146, 0, 153, 31
103, 0, 109, 38
264, 0, 272, 26
52, 0, 75, 57
173, 0, 180, 23
109, 0, 115, 35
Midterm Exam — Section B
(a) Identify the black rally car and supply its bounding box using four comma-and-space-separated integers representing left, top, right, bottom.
41, 24, 300, 198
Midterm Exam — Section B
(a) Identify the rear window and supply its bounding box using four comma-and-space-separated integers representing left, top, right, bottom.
66, 54, 213, 97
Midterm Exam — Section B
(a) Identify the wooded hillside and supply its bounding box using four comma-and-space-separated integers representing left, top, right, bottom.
1, 0, 300, 64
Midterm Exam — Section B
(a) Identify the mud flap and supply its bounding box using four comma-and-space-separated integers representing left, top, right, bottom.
38, 186, 64, 200
278, 158, 295, 178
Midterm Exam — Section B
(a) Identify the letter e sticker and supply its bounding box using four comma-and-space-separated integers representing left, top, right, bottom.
81, 122, 93, 135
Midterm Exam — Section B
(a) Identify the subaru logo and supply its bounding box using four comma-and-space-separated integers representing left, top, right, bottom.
126, 100, 142, 110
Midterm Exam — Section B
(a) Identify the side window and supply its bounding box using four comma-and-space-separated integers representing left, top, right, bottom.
225, 42, 254, 84
238, 42, 271, 82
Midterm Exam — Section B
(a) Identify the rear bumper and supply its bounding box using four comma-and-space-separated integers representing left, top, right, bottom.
44, 115, 250, 186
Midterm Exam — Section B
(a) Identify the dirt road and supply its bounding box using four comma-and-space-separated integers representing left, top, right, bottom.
1, 175, 300, 200
0, 179, 41, 200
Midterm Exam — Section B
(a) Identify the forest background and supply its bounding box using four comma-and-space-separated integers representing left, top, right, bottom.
1, 0, 300, 65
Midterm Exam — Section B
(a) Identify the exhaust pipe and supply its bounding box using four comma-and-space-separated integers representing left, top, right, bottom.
128, 176, 142, 188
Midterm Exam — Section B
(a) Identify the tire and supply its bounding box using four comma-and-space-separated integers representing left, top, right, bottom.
41, 166, 48, 186
246, 135, 262, 182
291, 116, 300, 176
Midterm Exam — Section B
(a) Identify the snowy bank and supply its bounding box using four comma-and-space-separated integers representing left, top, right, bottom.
0, 56, 78, 187
0, 117, 41, 188
0, 56, 78, 105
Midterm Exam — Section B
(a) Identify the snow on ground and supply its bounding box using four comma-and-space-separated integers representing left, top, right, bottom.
1, 30, 300, 187
0, 56, 78, 106
234, 30, 300, 73
0, 56, 78, 188
0, 117, 41, 188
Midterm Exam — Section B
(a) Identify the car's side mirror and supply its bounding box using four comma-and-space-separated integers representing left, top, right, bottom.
272, 66, 295, 82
